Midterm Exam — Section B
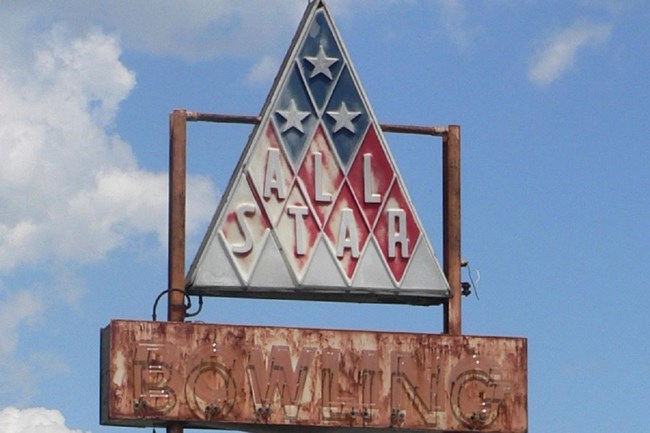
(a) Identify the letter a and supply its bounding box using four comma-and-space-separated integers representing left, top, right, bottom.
336, 209, 360, 258
264, 148, 287, 200
387, 209, 408, 258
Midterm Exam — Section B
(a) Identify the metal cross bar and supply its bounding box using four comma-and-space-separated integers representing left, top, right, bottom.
167, 108, 461, 328
167, 108, 461, 433
182, 110, 449, 137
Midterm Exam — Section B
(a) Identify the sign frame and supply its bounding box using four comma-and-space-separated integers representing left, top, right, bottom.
160, 4, 470, 433
179, 0, 458, 308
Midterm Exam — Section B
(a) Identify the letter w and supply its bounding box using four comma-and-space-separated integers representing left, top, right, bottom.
247, 345, 316, 418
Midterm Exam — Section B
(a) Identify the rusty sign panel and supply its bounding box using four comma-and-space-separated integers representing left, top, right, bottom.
185, 0, 450, 305
101, 320, 527, 432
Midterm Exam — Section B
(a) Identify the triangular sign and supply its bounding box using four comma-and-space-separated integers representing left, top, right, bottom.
186, 0, 449, 305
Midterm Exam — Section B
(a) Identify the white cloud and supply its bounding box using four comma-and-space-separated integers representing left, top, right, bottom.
0, 25, 218, 272
0, 22, 218, 402
528, 20, 612, 85
0, 27, 132, 269
0, 1, 307, 62
0, 291, 45, 404
0, 1, 418, 63
0, 407, 86, 433
246, 55, 281, 85
582, 0, 628, 15
437, 0, 477, 50
0, 291, 44, 357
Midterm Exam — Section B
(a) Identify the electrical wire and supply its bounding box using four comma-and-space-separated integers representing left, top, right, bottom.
466, 263, 480, 300
152, 289, 204, 321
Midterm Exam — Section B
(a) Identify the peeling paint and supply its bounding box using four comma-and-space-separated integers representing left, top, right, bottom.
101, 320, 527, 432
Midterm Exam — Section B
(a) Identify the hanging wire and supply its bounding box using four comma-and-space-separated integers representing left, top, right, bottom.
186, 295, 203, 319
152, 288, 204, 321
466, 262, 481, 300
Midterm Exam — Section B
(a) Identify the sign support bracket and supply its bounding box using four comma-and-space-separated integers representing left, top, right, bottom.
167, 110, 463, 428
443, 125, 461, 335
167, 110, 187, 433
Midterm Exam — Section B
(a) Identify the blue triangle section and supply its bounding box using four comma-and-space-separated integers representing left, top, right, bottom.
297, 9, 345, 113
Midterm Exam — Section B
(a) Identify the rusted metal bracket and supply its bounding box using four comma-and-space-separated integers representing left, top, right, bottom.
183, 110, 449, 137
168, 109, 462, 331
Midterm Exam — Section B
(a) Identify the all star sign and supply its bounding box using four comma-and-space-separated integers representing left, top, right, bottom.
186, 1, 449, 305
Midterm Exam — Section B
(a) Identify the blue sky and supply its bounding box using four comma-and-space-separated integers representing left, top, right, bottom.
0, 1, 648, 432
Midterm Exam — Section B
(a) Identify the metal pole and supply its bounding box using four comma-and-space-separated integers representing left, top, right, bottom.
183, 110, 449, 137
167, 109, 187, 433
185, 111, 261, 125
443, 125, 461, 335
175, 109, 459, 329
379, 123, 448, 136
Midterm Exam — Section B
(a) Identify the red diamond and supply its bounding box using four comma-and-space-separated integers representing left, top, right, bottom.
348, 124, 394, 230
324, 182, 370, 280
373, 180, 420, 283
296, 125, 344, 228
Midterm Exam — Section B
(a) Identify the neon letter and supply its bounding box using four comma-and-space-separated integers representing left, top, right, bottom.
133, 343, 178, 415
247, 345, 316, 419
391, 351, 444, 425
322, 349, 380, 420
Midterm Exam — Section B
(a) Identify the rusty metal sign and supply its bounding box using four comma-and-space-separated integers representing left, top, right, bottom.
185, 0, 449, 305
101, 320, 527, 432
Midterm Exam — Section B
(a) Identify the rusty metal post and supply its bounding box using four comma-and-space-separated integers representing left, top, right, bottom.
168, 109, 187, 433
168, 109, 187, 322
443, 125, 461, 335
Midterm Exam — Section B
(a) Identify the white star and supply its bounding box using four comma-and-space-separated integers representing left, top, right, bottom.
327, 102, 361, 133
304, 45, 338, 80
276, 99, 310, 134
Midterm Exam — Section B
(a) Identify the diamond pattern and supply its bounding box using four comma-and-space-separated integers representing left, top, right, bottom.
296, 124, 344, 228
275, 184, 320, 282
272, 65, 318, 170
373, 180, 421, 283
324, 182, 370, 281
298, 10, 344, 112
218, 174, 271, 283
348, 124, 395, 230
247, 123, 294, 226
187, 1, 449, 302
323, 67, 369, 169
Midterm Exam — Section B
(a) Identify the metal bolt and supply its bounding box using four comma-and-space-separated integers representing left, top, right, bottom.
134, 398, 147, 417
205, 404, 221, 420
